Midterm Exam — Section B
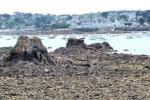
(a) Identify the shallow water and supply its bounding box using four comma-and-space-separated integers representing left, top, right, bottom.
0, 33, 150, 55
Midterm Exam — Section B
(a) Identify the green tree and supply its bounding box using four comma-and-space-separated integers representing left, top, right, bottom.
2, 14, 11, 19
119, 15, 128, 21
139, 18, 145, 25
41, 24, 52, 30
101, 12, 108, 18
14, 17, 25, 29
147, 16, 150, 22
52, 23, 70, 28
23, 13, 32, 18
5, 19, 15, 28
14, 17, 24, 23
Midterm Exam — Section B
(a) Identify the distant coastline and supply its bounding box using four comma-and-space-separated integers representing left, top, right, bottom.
0, 27, 149, 35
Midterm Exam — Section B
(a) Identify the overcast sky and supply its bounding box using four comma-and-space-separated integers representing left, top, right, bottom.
0, 0, 150, 15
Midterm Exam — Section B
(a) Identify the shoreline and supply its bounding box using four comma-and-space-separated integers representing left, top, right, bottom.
0, 28, 149, 35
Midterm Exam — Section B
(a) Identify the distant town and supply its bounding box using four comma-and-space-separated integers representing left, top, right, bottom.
0, 10, 150, 30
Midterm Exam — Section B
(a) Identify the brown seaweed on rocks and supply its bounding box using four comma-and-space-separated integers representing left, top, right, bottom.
1, 36, 56, 65
0, 36, 57, 76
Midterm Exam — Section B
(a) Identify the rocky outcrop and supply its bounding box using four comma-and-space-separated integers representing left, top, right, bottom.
66, 38, 113, 51
0, 36, 150, 77
66, 38, 86, 48
87, 42, 113, 52
54, 38, 113, 59
1, 36, 56, 65
102, 42, 113, 50
0, 37, 114, 76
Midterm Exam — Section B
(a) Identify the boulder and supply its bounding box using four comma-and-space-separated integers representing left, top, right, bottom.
66, 38, 86, 48
1, 36, 56, 65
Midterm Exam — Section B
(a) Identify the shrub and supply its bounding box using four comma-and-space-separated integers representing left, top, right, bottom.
52, 23, 70, 28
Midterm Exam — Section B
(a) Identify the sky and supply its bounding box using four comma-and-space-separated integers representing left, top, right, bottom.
0, 0, 150, 15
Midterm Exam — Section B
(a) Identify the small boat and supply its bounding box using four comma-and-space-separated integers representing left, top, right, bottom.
98, 37, 107, 41
126, 35, 133, 39
48, 47, 52, 49
79, 38, 85, 40
6, 38, 11, 40
89, 35, 98, 40
61, 37, 67, 40
48, 35, 57, 39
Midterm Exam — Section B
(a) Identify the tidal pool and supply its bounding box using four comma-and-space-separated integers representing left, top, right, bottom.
0, 32, 150, 55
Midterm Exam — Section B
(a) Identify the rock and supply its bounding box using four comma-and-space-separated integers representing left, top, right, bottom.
66, 38, 113, 52
48, 47, 52, 49
66, 38, 86, 48
0, 47, 12, 57
124, 49, 129, 51
101, 42, 113, 50
44, 68, 50, 72
1, 36, 56, 65
87, 43, 103, 49
87, 42, 113, 51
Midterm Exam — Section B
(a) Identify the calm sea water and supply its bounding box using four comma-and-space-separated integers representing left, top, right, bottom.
0, 32, 150, 55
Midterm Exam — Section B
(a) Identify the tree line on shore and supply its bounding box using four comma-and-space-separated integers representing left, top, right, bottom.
0, 12, 70, 30
0, 10, 150, 30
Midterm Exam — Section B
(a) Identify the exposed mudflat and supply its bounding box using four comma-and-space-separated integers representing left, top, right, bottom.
0, 37, 150, 100
0, 73, 150, 100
